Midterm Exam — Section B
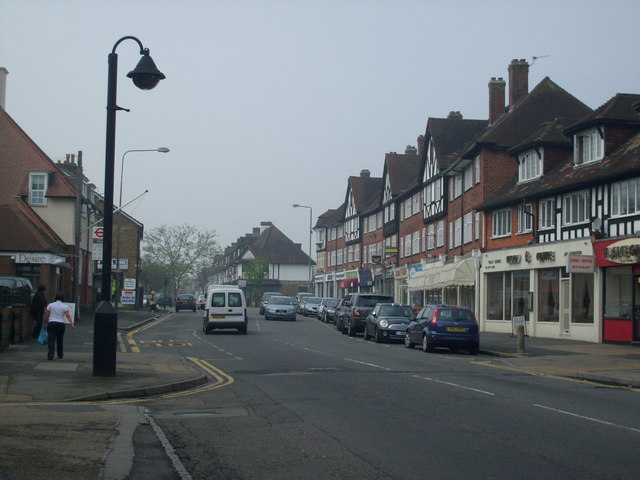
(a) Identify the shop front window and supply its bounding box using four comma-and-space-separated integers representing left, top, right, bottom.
487, 272, 505, 320
513, 270, 530, 319
425, 289, 442, 305
604, 266, 632, 318
539, 268, 560, 322
572, 273, 594, 323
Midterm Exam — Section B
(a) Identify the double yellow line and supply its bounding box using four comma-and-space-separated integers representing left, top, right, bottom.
161, 357, 235, 398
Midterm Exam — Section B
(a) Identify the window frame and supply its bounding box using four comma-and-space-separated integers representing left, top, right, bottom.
29, 172, 48, 206
492, 209, 512, 238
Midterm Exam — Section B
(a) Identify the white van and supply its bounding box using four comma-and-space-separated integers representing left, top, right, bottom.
202, 286, 248, 334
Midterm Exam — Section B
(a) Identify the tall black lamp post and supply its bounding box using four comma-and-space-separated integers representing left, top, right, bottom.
94, 36, 165, 377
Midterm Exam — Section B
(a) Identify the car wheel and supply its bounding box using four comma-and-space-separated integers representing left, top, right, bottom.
469, 345, 479, 355
363, 326, 369, 340
375, 328, 383, 343
347, 320, 356, 337
404, 332, 415, 349
192, 307, 196, 312
422, 334, 435, 353
239, 326, 247, 334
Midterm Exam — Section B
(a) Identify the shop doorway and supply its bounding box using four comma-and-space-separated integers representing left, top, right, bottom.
633, 276, 640, 341
560, 278, 570, 335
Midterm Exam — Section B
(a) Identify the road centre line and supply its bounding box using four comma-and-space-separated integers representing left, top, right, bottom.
533, 404, 640, 434
412, 375, 495, 396
345, 358, 391, 371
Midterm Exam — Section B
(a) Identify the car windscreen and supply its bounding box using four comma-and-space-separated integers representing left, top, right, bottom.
379, 305, 412, 317
307, 297, 321, 303
269, 296, 293, 305
328, 299, 340, 307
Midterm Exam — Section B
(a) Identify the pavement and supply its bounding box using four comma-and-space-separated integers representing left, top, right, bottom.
0, 308, 207, 404
0, 309, 639, 404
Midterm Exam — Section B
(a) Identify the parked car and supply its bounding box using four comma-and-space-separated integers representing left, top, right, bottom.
157, 293, 173, 308
203, 286, 248, 334
260, 292, 281, 315
175, 294, 196, 312
196, 294, 206, 310
337, 293, 394, 336
404, 304, 479, 354
264, 295, 297, 321
0, 276, 34, 307
321, 298, 341, 323
302, 296, 322, 316
296, 292, 314, 313
364, 303, 415, 343
317, 297, 339, 320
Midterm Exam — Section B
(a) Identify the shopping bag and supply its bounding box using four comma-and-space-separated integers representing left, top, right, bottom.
38, 325, 48, 345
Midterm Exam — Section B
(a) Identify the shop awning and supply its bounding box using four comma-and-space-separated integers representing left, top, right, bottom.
407, 262, 443, 291
338, 278, 358, 289
434, 258, 476, 288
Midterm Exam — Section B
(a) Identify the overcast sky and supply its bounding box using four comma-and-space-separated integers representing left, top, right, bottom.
2, 0, 640, 257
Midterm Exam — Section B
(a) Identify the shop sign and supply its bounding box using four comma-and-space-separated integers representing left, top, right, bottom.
536, 251, 556, 262
395, 265, 408, 277
326, 272, 334, 281
124, 278, 136, 290
506, 255, 521, 264
120, 290, 136, 304
384, 247, 398, 257
603, 238, 640, 265
566, 255, 595, 273
409, 264, 424, 278
14, 252, 65, 264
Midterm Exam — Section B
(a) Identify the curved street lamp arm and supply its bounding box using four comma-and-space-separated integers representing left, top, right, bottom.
111, 35, 145, 55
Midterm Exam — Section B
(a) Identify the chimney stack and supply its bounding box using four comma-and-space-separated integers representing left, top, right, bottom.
447, 111, 463, 119
360, 169, 370, 178
405, 145, 417, 155
488, 77, 506, 124
417, 135, 425, 156
0, 67, 8, 110
508, 58, 529, 107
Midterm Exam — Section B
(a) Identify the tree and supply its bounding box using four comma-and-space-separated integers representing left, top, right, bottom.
142, 224, 220, 297
244, 257, 269, 303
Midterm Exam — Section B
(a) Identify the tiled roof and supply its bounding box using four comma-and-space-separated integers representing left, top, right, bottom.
427, 117, 488, 169
316, 204, 346, 228
508, 117, 577, 155
348, 175, 383, 213
565, 93, 640, 134
479, 130, 640, 211
0, 200, 67, 252
0, 109, 78, 204
470, 77, 591, 154
248, 223, 314, 265
384, 153, 422, 196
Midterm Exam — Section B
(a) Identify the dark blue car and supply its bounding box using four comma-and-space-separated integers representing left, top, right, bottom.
404, 305, 479, 354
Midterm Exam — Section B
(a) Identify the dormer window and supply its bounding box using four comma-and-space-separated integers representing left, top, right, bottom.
518, 149, 542, 182
574, 127, 603, 166
29, 172, 48, 206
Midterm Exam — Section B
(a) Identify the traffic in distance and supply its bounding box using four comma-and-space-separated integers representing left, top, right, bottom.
172, 288, 480, 355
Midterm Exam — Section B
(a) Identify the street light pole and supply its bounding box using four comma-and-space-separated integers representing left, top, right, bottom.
292, 204, 313, 294
94, 36, 165, 377
115, 147, 169, 309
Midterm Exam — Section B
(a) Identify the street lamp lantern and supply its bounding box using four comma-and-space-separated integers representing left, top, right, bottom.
94, 36, 165, 377
292, 204, 313, 293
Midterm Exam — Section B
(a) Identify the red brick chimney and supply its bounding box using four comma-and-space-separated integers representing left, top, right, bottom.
488, 77, 506, 124
508, 58, 529, 107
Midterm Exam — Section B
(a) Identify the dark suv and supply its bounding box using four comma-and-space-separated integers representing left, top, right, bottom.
404, 304, 479, 354
336, 293, 394, 336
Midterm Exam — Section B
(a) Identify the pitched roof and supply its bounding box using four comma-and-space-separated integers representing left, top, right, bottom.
384, 153, 422, 196
469, 77, 591, 155
0, 108, 78, 204
427, 117, 488, 169
479, 130, 640, 211
347, 175, 383, 213
316, 204, 346, 228
248, 223, 314, 265
508, 117, 577, 155
565, 93, 640, 134
0, 200, 67, 253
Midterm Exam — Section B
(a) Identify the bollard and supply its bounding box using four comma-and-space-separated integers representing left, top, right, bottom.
516, 325, 525, 354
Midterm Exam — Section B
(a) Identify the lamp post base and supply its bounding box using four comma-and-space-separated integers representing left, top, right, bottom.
93, 300, 118, 376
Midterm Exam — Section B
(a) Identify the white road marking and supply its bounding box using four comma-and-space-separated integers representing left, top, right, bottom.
412, 375, 495, 396
345, 358, 390, 371
533, 404, 640, 433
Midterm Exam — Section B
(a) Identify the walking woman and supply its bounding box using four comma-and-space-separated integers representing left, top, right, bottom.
43, 292, 75, 360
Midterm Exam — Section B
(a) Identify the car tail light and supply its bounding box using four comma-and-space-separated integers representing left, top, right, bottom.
353, 309, 362, 318
205, 308, 209, 318
431, 307, 439, 326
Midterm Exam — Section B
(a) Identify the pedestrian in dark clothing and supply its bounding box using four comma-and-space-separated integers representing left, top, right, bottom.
44, 292, 75, 360
30, 284, 47, 338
